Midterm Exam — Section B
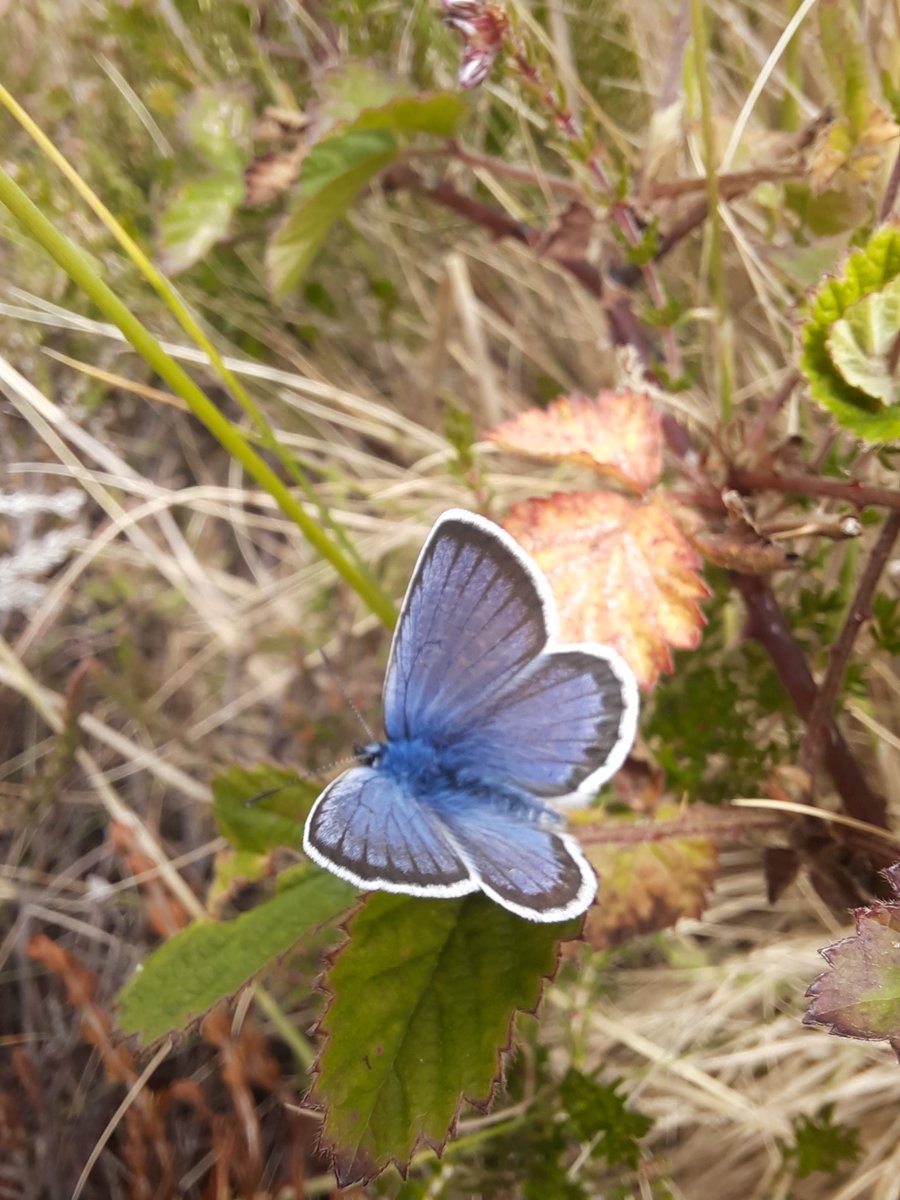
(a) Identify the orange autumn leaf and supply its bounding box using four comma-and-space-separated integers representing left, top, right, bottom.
488, 389, 663, 495
504, 491, 708, 689
579, 815, 718, 951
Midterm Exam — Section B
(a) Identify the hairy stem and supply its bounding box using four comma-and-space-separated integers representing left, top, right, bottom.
730, 468, 900, 512
799, 511, 900, 775
731, 573, 888, 828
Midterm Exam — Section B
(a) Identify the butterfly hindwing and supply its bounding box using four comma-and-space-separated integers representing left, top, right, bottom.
444, 646, 638, 802
436, 793, 597, 922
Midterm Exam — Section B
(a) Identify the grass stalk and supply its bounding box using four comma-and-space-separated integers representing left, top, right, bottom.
0, 83, 372, 579
0, 164, 397, 629
690, 0, 733, 421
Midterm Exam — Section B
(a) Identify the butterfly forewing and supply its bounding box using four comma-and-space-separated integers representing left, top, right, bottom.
303, 767, 477, 896
384, 511, 637, 801
383, 511, 552, 743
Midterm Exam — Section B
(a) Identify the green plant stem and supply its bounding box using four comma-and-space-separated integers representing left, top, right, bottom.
781, 0, 803, 132
253, 983, 316, 1071
0, 83, 370, 578
0, 164, 396, 629
690, 0, 733, 420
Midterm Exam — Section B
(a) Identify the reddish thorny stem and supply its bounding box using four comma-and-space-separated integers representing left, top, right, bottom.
433, 2, 896, 832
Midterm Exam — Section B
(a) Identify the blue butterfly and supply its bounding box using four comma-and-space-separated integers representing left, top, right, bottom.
303, 509, 639, 922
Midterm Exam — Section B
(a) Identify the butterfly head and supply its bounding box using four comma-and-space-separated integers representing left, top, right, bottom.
353, 742, 384, 768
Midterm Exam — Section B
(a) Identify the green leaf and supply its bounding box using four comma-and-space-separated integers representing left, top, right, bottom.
158, 174, 243, 274
182, 85, 253, 173
804, 863, 900, 1051
314, 892, 578, 1183
352, 92, 470, 139
212, 764, 318, 854
317, 63, 411, 130
783, 1104, 861, 1179
317, 63, 468, 139
267, 128, 397, 297
799, 225, 900, 441
826, 276, 900, 406
872, 592, 900, 654
117, 867, 354, 1043
560, 1068, 652, 1169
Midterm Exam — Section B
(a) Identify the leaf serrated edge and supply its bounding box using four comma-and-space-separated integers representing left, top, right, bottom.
803, 858, 900, 1044
117, 871, 350, 1047
798, 221, 900, 440
307, 895, 583, 1184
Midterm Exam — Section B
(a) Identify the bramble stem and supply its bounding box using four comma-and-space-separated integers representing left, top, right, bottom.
799, 511, 900, 777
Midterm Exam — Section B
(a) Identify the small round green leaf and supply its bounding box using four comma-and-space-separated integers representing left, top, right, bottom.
826, 276, 900, 406
800, 224, 900, 441
158, 174, 243, 275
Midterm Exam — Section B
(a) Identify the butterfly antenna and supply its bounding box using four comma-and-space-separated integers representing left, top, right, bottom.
243, 786, 285, 809
318, 645, 377, 742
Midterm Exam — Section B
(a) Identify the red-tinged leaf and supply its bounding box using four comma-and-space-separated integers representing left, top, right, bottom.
805, 863, 900, 1057
488, 390, 663, 495
312, 892, 578, 1183
579, 810, 718, 950
504, 492, 708, 690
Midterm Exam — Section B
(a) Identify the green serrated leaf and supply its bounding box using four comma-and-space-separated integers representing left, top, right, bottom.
315, 892, 578, 1183
158, 175, 243, 274
783, 1104, 861, 1179
212, 764, 318, 854
182, 85, 252, 172
799, 224, 900, 441
826, 276, 900, 406
266, 128, 397, 297
560, 1068, 652, 1168
117, 867, 354, 1044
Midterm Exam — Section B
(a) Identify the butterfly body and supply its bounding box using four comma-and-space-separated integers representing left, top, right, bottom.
359, 736, 567, 828
304, 510, 639, 922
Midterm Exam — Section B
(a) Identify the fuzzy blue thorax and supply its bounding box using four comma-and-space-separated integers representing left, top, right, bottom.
360, 736, 564, 828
